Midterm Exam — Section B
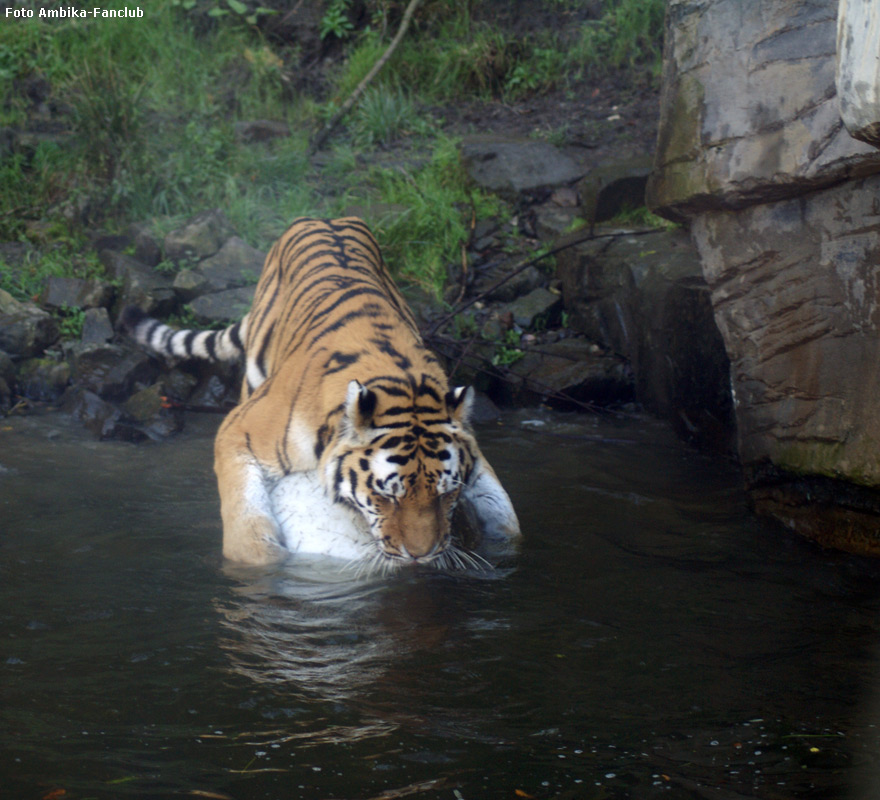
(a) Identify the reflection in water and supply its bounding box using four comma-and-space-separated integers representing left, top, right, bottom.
4, 410, 880, 799
215, 559, 509, 704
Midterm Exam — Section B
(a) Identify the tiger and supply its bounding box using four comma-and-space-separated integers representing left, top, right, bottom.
121, 217, 520, 566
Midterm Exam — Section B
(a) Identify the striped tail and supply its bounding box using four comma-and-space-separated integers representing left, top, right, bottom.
119, 305, 247, 362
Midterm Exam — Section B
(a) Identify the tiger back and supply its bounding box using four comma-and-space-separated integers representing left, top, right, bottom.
123, 217, 520, 565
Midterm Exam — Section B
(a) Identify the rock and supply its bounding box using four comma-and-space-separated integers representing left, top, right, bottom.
126, 222, 162, 267
67, 343, 159, 402
188, 286, 255, 325
692, 173, 880, 485
0, 350, 15, 387
460, 136, 586, 198
80, 307, 114, 344
0, 289, 59, 357
557, 228, 734, 450
578, 155, 654, 226
172, 269, 210, 302
16, 357, 70, 402
122, 383, 183, 439
99, 250, 175, 316
647, 0, 880, 221
651, 0, 880, 549
533, 205, 582, 241
233, 119, 290, 144
836, 0, 880, 147
40, 276, 114, 310
507, 338, 633, 407
164, 209, 234, 265
197, 236, 265, 292
60, 386, 142, 441
504, 287, 562, 329
188, 367, 239, 409
472, 264, 546, 304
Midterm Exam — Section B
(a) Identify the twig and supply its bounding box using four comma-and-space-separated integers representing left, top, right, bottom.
308, 0, 423, 154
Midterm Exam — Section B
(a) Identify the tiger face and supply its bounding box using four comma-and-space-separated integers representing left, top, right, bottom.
325, 380, 475, 563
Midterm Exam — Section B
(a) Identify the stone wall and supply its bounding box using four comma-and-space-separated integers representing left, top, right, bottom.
648, 0, 880, 554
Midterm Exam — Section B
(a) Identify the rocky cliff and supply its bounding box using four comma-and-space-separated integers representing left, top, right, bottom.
648, 0, 880, 554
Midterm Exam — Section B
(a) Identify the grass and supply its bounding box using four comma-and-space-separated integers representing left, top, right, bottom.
0, 0, 666, 304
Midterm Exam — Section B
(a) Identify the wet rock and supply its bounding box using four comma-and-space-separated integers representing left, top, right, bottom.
578, 154, 653, 227
80, 308, 114, 344
692, 174, 880, 485
60, 386, 142, 441
164, 209, 234, 266
836, 0, 880, 147
40, 276, 114, 311
188, 286, 254, 325
122, 383, 183, 439
652, 0, 880, 547
188, 366, 239, 409
504, 287, 562, 329
557, 228, 733, 450
648, 0, 880, 220
198, 236, 265, 292
0, 289, 59, 357
16, 357, 70, 402
0, 350, 15, 387
0, 347, 14, 408
460, 136, 585, 198
67, 343, 159, 402
99, 250, 175, 316
506, 338, 633, 407
233, 119, 290, 144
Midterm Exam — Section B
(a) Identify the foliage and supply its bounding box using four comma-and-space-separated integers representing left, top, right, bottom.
0, 0, 667, 293
321, 0, 355, 41
350, 136, 506, 294
351, 86, 433, 147
491, 329, 525, 367
57, 305, 86, 340
0, 243, 107, 304
608, 204, 678, 230
575, 0, 666, 77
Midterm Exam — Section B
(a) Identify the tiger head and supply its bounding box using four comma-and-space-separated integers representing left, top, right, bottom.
325, 380, 476, 564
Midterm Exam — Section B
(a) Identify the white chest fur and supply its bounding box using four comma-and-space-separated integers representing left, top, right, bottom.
269, 472, 373, 560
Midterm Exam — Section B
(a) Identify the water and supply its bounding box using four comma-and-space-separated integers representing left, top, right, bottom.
3, 409, 880, 799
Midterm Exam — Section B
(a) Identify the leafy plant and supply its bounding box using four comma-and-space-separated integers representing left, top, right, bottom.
321, 0, 354, 40
57, 305, 86, 340
491, 329, 525, 367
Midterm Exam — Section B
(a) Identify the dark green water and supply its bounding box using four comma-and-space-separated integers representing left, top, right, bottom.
3, 409, 880, 800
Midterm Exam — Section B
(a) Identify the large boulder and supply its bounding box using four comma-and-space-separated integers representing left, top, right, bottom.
649, 0, 880, 551
647, 0, 880, 220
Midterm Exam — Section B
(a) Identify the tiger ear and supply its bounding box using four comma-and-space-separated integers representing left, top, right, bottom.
342, 379, 377, 440
446, 385, 473, 426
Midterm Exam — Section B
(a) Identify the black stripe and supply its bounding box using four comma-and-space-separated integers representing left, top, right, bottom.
255, 320, 275, 377
229, 320, 244, 352
205, 332, 217, 361
183, 330, 197, 357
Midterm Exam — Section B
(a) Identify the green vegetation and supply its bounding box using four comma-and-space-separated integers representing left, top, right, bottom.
1, 0, 665, 299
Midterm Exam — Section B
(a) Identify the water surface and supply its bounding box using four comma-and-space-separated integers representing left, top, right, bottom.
3, 409, 880, 799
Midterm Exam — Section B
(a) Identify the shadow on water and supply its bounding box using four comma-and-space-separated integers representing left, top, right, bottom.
3, 409, 880, 798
